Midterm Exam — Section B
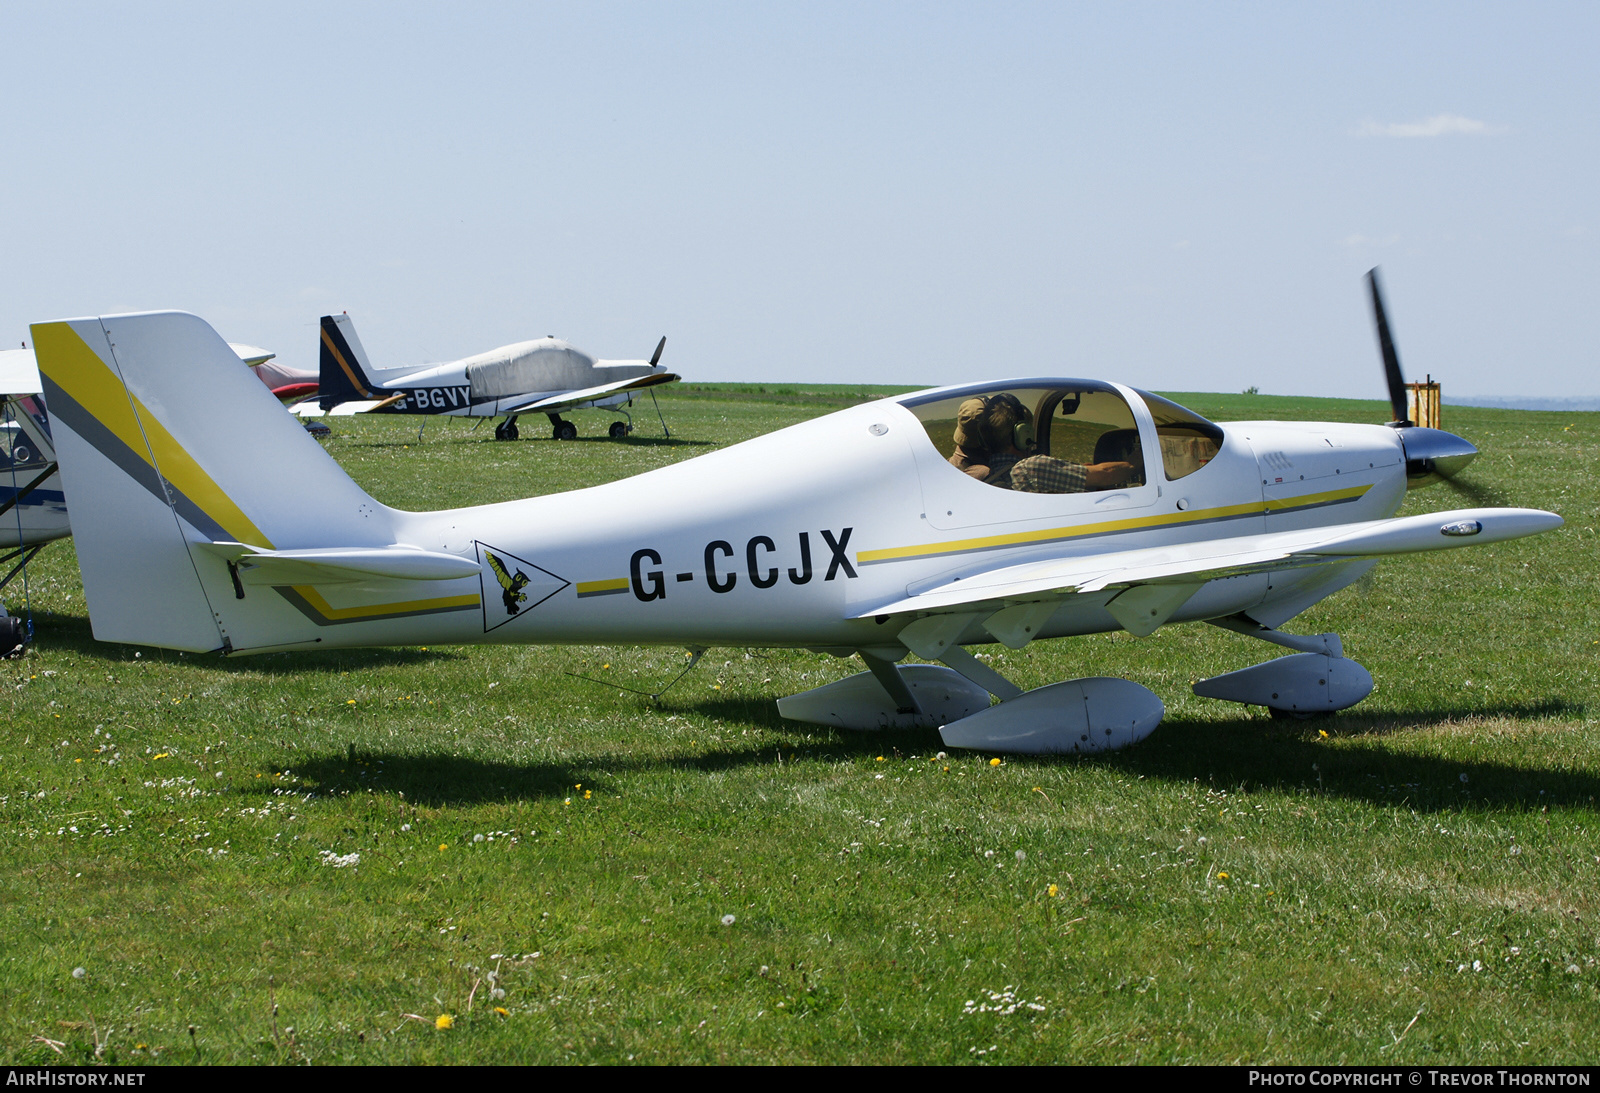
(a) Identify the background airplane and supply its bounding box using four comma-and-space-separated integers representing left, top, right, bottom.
296, 314, 679, 441
29, 274, 1563, 754
0, 344, 66, 654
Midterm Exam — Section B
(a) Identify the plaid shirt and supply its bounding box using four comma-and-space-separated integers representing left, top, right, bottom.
1009, 455, 1088, 494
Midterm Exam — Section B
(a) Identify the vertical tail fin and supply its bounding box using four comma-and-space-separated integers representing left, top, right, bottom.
33, 311, 396, 651
318, 313, 379, 409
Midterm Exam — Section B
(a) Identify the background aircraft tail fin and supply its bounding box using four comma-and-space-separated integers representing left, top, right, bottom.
32, 311, 395, 652
318, 313, 379, 409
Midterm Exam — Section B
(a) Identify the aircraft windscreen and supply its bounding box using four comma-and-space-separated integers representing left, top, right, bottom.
902, 383, 1145, 494
1133, 390, 1224, 481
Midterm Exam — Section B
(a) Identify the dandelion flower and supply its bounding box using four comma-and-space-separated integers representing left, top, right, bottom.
1318, 729, 1328, 739
989, 757, 1002, 767
1217, 871, 1229, 880
438, 843, 448, 851
583, 790, 592, 799
1015, 850, 1026, 862
346, 700, 356, 705
1047, 884, 1059, 898
435, 1014, 453, 1029
875, 756, 885, 762
72, 967, 86, 979
494, 1007, 509, 1017
721, 914, 736, 926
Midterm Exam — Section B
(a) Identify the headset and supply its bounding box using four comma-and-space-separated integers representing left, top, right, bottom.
984, 393, 1036, 452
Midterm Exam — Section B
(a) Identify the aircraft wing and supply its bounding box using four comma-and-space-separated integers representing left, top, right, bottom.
497, 372, 680, 416
857, 508, 1562, 626
0, 348, 41, 397
289, 396, 401, 416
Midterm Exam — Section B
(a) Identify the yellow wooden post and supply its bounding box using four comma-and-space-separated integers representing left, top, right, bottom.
1406, 375, 1441, 428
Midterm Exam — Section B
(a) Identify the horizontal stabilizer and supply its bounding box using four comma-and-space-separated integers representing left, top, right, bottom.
499, 372, 679, 416
859, 507, 1562, 619
197, 542, 480, 585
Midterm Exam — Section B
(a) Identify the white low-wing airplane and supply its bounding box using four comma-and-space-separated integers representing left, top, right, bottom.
31, 276, 1562, 754
297, 313, 680, 441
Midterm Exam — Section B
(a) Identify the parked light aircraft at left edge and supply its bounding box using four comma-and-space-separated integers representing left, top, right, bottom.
31, 283, 1562, 755
296, 313, 679, 441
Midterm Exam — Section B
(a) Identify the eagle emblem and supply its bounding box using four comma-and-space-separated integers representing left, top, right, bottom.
485, 550, 532, 615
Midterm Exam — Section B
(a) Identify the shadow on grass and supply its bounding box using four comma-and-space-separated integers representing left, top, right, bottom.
255, 743, 838, 806
647, 693, 1600, 814
24, 613, 462, 673
1106, 701, 1598, 813
248, 697, 1600, 813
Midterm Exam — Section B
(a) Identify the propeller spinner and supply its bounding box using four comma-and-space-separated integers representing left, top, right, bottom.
1365, 268, 1478, 488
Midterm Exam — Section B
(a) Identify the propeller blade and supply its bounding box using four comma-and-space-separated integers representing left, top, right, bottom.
649, 336, 666, 368
1366, 268, 1412, 426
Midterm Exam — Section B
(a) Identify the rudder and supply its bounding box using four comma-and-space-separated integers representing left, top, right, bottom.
318, 313, 379, 409
34, 311, 394, 652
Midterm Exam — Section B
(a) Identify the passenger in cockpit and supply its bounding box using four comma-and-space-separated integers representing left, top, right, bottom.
948, 394, 1137, 493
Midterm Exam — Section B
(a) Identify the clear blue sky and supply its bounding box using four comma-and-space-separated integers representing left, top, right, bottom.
3, 2, 1595, 399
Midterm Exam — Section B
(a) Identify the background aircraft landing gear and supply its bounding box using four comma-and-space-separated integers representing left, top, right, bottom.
548, 414, 578, 441
609, 420, 630, 440
493, 416, 520, 441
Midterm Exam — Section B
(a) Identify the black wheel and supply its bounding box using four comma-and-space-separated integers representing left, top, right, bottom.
609, 421, 629, 440
494, 421, 519, 441
556, 421, 578, 441
0, 616, 24, 657
1268, 706, 1324, 721
504, 422, 518, 441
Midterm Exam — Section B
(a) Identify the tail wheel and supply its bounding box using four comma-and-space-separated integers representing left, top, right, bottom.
609, 421, 629, 440
0, 616, 23, 657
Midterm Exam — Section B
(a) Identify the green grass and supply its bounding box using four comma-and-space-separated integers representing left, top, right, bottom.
2, 385, 1597, 1064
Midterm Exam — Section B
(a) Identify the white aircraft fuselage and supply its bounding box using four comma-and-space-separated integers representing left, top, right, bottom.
33, 310, 1559, 753
297, 398, 1399, 648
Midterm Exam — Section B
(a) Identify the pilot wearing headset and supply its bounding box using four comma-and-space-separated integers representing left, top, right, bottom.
949, 394, 1137, 493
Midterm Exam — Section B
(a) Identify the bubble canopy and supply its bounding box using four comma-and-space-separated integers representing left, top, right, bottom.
895, 380, 1222, 490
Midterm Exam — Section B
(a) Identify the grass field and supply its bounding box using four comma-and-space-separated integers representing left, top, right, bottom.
2, 384, 1596, 1065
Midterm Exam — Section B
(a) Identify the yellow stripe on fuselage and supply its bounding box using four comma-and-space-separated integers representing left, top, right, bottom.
576, 578, 630, 595
857, 485, 1371, 565
289, 585, 480, 621
1264, 484, 1370, 511
33, 322, 274, 549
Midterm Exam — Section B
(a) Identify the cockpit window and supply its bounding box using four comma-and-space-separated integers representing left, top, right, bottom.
902, 383, 1145, 494
1133, 390, 1223, 482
